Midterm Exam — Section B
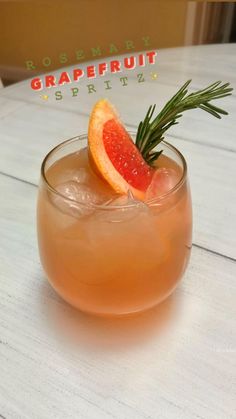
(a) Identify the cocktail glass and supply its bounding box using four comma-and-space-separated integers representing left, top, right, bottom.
37, 134, 192, 316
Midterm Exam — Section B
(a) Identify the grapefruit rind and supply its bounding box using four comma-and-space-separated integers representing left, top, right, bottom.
88, 99, 147, 200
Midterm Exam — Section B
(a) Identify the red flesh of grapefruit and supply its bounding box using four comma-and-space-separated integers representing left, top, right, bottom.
88, 99, 154, 199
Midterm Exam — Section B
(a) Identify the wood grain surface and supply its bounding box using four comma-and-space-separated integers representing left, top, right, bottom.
0, 44, 235, 419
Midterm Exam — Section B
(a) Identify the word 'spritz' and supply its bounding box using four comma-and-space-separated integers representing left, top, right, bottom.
54, 73, 147, 100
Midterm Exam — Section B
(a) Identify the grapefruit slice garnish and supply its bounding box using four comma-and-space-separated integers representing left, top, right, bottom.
88, 99, 154, 199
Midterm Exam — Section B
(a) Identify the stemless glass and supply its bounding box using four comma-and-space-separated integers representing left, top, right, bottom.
37, 135, 192, 316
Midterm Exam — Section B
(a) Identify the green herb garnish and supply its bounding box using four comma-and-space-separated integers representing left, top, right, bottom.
135, 80, 233, 165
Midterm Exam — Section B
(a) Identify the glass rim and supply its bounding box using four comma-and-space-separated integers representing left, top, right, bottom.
41, 133, 188, 209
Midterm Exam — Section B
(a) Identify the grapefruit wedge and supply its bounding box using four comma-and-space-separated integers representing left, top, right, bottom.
88, 99, 154, 199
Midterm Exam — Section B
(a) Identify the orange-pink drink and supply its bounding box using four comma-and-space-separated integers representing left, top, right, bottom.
37, 136, 192, 316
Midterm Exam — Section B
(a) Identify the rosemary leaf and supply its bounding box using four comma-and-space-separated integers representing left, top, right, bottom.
135, 80, 233, 165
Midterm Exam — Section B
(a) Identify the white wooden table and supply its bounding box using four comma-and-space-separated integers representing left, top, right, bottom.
0, 44, 235, 419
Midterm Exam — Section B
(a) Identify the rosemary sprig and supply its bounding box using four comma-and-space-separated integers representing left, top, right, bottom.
135, 80, 233, 165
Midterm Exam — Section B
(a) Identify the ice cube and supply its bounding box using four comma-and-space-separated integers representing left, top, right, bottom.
145, 168, 180, 201
52, 181, 105, 218
96, 190, 149, 223
88, 191, 157, 259
55, 168, 88, 186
